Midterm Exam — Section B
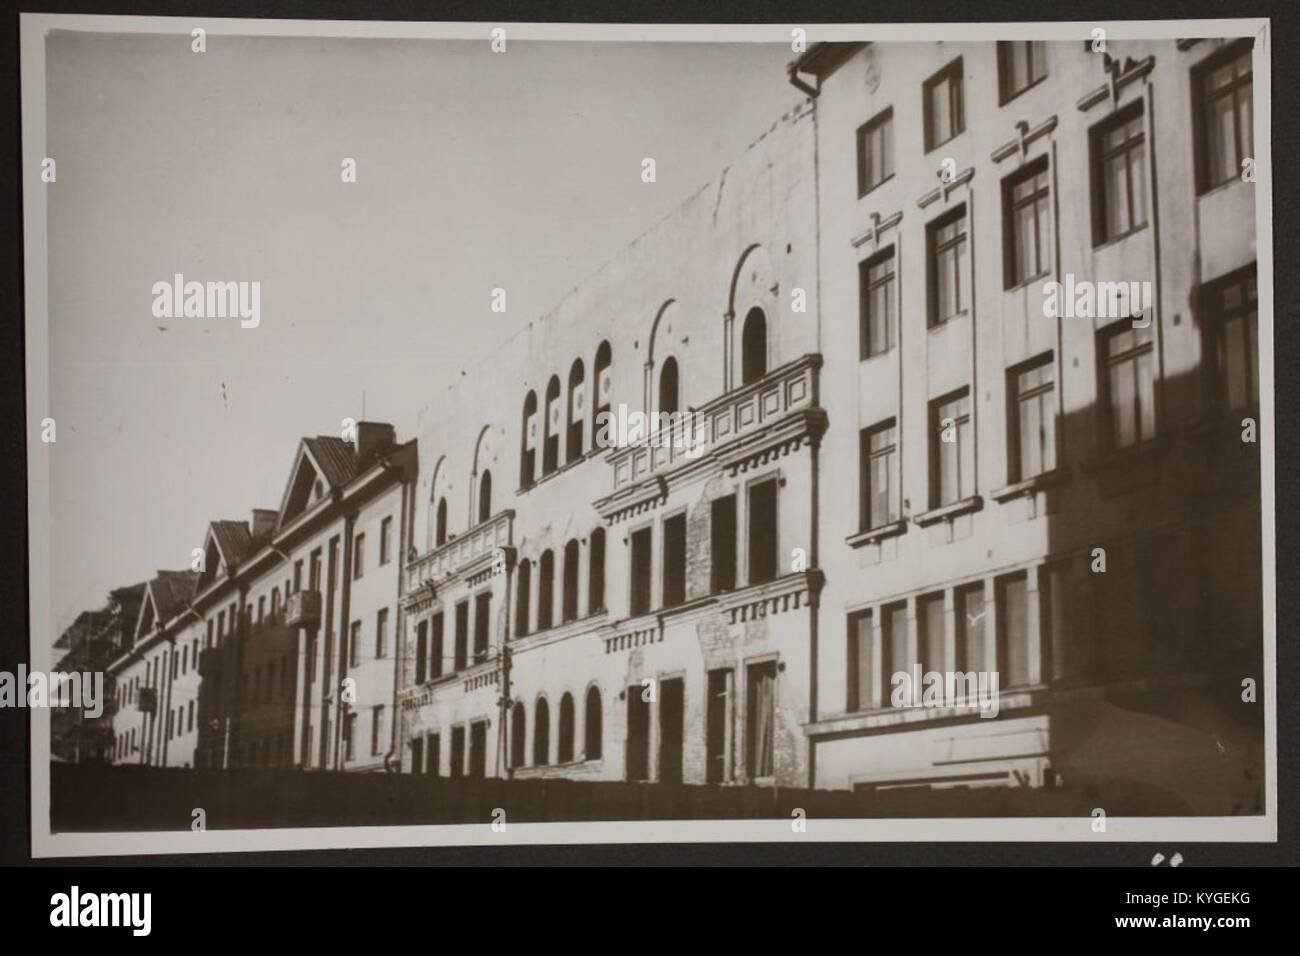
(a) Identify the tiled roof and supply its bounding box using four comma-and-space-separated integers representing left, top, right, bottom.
210, 519, 253, 565
151, 570, 198, 622
304, 436, 359, 490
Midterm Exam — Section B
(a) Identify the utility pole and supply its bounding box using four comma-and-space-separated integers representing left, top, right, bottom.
222, 716, 231, 770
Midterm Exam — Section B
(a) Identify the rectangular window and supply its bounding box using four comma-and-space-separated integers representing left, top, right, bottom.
309, 548, 321, 590
629, 527, 652, 616
469, 721, 487, 778
997, 572, 1031, 688
1044, 563, 1091, 683
344, 713, 357, 761
473, 592, 490, 664
257, 596, 265, 623
414, 620, 428, 685
349, 621, 361, 668
1100, 321, 1157, 449
846, 610, 874, 712
371, 705, 385, 756
882, 602, 908, 705
747, 477, 779, 585
746, 661, 777, 779
449, 726, 465, 778
426, 733, 440, 776
927, 206, 968, 326
923, 57, 964, 152
919, 592, 946, 675
998, 40, 1047, 103
859, 247, 897, 359
1091, 101, 1147, 245
294, 559, 303, 593
1204, 265, 1259, 412
662, 512, 686, 609
929, 389, 974, 507
856, 107, 894, 195
956, 584, 985, 674
1003, 158, 1051, 287
1195, 39, 1253, 193
430, 612, 444, 680
375, 608, 388, 659
379, 516, 393, 565
206, 619, 213, 648
859, 419, 899, 531
453, 601, 468, 671
1009, 353, 1057, 481
710, 495, 737, 593
353, 534, 365, 579
705, 668, 733, 783
589, 529, 606, 613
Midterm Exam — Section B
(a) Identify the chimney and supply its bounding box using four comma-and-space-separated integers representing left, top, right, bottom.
355, 421, 396, 463
251, 508, 278, 539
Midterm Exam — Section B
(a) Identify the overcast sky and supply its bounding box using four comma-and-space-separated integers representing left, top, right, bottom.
43, 30, 800, 636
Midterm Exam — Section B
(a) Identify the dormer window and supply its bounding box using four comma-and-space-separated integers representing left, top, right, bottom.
313, 480, 323, 501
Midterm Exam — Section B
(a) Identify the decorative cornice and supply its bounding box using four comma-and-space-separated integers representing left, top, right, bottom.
990, 115, 1058, 164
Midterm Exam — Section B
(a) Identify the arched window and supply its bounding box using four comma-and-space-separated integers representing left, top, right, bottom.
584, 686, 602, 760
434, 497, 448, 547
515, 559, 531, 637
510, 701, 526, 769
534, 697, 550, 766
520, 391, 538, 488
562, 539, 580, 623
558, 693, 575, 763
588, 527, 606, 614
659, 356, 679, 416
477, 470, 492, 524
537, 550, 555, 630
592, 341, 612, 451
543, 376, 562, 475
567, 359, 585, 463
742, 307, 768, 385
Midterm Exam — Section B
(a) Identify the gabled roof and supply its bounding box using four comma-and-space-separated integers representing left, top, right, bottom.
195, 519, 254, 593
304, 436, 359, 489
133, 570, 198, 643
277, 436, 359, 528
210, 520, 253, 565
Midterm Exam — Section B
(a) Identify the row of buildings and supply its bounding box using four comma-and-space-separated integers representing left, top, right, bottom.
70, 36, 1264, 809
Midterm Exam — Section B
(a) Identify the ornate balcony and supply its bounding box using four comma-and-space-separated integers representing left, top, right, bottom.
597, 354, 824, 523
406, 509, 515, 597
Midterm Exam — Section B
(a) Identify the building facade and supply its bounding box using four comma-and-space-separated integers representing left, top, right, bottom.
796, 37, 1262, 807
398, 98, 822, 785
106, 423, 416, 773
88, 35, 1264, 812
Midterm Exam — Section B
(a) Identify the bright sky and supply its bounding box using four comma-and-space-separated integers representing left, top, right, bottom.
44, 31, 801, 637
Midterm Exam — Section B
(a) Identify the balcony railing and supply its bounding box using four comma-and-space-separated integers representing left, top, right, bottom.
604, 353, 822, 493
407, 510, 514, 592
284, 590, 322, 629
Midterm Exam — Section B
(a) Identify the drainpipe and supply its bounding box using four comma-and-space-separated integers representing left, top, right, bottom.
160, 633, 175, 767
334, 512, 356, 770
385, 467, 411, 771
